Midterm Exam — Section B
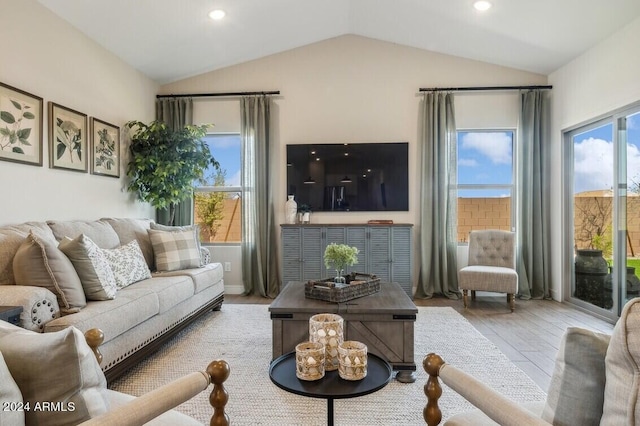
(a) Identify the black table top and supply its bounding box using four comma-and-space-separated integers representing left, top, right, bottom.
269, 351, 392, 400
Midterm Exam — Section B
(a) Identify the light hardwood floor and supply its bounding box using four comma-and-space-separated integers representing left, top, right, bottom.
224, 292, 615, 392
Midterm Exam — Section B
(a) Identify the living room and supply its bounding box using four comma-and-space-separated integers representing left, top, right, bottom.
2, 0, 640, 425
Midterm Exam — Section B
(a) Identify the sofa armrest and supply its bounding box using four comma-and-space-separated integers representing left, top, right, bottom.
79, 358, 230, 426
423, 353, 549, 426
0, 285, 60, 331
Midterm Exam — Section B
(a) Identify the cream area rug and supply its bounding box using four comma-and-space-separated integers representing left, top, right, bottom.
110, 304, 546, 425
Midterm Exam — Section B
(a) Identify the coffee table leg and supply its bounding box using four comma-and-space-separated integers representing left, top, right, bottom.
396, 370, 417, 383
327, 398, 334, 426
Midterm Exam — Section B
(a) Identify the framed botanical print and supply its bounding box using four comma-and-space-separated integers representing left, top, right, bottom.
90, 117, 120, 178
48, 102, 88, 172
0, 82, 43, 166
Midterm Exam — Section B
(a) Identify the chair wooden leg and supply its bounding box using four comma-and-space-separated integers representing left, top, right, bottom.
471, 290, 476, 301
462, 289, 468, 308
508, 294, 515, 312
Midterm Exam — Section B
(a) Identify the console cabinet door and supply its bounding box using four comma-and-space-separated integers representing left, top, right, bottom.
281, 227, 302, 284
391, 226, 413, 296
368, 227, 391, 282
345, 227, 366, 275
301, 227, 323, 281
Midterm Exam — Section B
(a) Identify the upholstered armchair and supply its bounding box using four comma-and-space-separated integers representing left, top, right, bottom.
458, 230, 518, 312
422, 297, 640, 426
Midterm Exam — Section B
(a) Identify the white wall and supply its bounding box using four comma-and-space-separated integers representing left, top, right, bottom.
161, 35, 546, 292
0, 0, 158, 225
548, 16, 640, 301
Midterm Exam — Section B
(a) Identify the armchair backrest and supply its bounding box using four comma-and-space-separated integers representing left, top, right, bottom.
467, 230, 515, 269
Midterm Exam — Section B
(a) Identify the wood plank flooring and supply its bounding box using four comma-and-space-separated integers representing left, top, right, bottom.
224, 292, 615, 392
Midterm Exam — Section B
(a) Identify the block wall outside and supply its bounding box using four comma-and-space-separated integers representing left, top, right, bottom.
457, 197, 511, 242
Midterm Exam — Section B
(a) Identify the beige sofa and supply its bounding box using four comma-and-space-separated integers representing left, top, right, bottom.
0, 218, 224, 382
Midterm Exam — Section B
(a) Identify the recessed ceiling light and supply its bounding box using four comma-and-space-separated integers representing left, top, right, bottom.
473, 1, 492, 11
209, 9, 226, 20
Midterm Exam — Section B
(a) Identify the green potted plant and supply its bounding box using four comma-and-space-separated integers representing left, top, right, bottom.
297, 204, 312, 223
324, 243, 359, 284
125, 120, 219, 225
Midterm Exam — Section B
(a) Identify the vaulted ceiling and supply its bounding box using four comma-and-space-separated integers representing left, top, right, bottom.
38, 0, 640, 84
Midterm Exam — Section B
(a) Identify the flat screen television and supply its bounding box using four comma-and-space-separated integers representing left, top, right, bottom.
286, 142, 409, 212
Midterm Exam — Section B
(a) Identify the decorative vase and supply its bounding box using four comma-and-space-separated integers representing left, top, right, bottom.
338, 341, 368, 381
334, 269, 346, 284
309, 313, 344, 371
295, 341, 325, 381
574, 249, 608, 307
302, 212, 310, 224
285, 195, 297, 224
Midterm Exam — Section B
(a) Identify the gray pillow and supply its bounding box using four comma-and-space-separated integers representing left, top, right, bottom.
0, 350, 25, 426
12, 231, 86, 314
0, 325, 109, 425
59, 234, 117, 300
148, 228, 201, 272
541, 327, 610, 426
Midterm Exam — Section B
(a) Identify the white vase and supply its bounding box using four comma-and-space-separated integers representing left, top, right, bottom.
285, 195, 297, 224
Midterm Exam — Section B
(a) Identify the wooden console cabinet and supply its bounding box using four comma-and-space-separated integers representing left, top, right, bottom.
281, 224, 413, 297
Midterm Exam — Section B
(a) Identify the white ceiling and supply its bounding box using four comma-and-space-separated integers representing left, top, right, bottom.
38, 0, 640, 84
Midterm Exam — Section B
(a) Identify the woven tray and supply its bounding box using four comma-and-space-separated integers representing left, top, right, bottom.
305, 273, 380, 303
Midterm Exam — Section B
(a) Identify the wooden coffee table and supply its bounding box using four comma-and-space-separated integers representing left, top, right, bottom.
269, 281, 418, 382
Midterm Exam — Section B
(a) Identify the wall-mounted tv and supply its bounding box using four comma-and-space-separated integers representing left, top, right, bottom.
286, 142, 409, 212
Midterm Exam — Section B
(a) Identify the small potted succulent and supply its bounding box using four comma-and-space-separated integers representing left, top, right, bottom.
324, 243, 359, 284
297, 204, 312, 223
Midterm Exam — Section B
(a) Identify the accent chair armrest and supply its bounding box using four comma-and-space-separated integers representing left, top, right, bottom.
0, 285, 60, 331
423, 353, 549, 426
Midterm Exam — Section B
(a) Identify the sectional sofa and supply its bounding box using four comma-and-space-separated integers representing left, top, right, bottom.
0, 218, 224, 382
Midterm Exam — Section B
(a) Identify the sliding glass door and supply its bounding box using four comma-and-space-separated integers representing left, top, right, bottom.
566, 107, 640, 319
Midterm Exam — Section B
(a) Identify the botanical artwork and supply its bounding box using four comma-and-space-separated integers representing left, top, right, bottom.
49, 102, 87, 172
90, 118, 120, 177
0, 82, 43, 166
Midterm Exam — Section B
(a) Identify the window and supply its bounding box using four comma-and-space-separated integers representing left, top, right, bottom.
193, 134, 242, 244
456, 130, 515, 242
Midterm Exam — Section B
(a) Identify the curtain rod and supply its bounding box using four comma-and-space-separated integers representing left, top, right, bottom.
419, 85, 552, 93
156, 91, 280, 99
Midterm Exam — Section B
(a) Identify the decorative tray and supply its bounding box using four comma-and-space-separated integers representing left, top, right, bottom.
305, 273, 381, 303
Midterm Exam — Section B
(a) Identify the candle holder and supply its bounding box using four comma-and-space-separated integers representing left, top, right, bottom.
309, 313, 344, 371
295, 341, 325, 381
338, 341, 368, 380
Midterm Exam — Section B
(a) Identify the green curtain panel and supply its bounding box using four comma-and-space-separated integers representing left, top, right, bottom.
240, 96, 280, 297
155, 98, 194, 226
516, 90, 552, 299
415, 92, 460, 299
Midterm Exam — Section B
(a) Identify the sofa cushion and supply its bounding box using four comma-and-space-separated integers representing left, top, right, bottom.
0, 322, 109, 425
101, 218, 154, 270
148, 229, 201, 272
59, 234, 118, 301
101, 240, 152, 289
601, 297, 640, 425
0, 350, 25, 426
0, 285, 60, 332
13, 231, 86, 314
541, 327, 610, 425
123, 275, 194, 314
44, 287, 159, 344
47, 219, 121, 248
0, 222, 54, 285
153, 262, 224, 294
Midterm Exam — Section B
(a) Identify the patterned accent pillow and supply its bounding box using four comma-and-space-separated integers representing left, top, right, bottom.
59, 234, 117, 300
148, 229, 201, 272
101, 240, 151, 289
150, 223, 203, 266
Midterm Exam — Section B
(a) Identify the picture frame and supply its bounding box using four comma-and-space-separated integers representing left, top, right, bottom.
90, 117, 120, 178
48, 102, 88, 172
0, 82, 43, 166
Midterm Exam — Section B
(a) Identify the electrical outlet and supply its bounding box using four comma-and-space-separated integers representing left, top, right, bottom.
224, 262, 231, 272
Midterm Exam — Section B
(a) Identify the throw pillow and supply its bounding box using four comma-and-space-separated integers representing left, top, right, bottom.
101, 240, 151, 289
601, 298, 640, 425
541, 327, 610, 426
12, 230, 86, 314
59, 234, 117, 301
0, 325, 109, 425
150, 223, 204, 265
148, 228, 201, 272
0, 351, 25, 426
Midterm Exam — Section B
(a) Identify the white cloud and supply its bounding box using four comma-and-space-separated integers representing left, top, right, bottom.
227, 169, 241, 187
574, 137, 640, 193
460, 132, 512, 164
458, 158, 478, 167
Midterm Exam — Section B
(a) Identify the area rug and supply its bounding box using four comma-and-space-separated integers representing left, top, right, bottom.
110, 305, 546, 425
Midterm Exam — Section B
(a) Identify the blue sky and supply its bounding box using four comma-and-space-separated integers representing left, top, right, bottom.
573, 112, 640, 194
457, 131, 513, 197
201, 134, 241, 186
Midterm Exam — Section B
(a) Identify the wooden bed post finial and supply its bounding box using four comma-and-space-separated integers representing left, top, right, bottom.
424, 353, 446, 426
207, 360, 230, 426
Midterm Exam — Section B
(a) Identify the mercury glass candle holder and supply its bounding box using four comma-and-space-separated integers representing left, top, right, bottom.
337, 340, 368, 380
295, 341, 325, 381
309, 313, 344, 371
